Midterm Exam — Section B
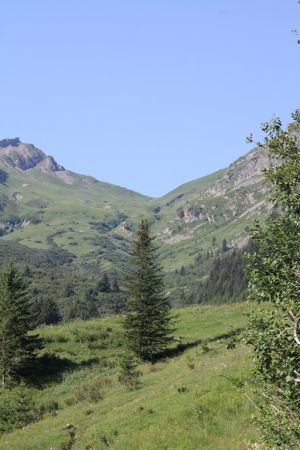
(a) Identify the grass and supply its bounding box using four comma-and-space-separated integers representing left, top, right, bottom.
0, 303, 258, 450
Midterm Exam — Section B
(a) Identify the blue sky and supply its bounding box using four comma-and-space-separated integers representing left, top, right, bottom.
1, 1, 299, 197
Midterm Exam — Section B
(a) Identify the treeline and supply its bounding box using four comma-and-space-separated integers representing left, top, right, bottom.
0, 241, 126, 326
62, 272, 126, 321
167, 238, 254, 306
197, 240, 256, 304
0, 230, 254, 324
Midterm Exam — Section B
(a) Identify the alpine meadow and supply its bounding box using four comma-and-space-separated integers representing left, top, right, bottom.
0, 2, 300, 449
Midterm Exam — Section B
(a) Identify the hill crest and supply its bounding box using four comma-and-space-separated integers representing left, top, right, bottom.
0, 138, 64, 173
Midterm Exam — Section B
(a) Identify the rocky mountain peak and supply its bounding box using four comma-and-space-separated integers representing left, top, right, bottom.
0, 138, 21, 148
0, 139, 64, 172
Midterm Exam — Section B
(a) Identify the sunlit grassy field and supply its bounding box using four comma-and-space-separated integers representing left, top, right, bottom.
0, 303, 258, 450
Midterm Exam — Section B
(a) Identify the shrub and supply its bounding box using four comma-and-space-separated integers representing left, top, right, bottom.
74, 379, 104, 403
0, 387, 37, 433
36, 400, 59, 418
118, 352, 141, 389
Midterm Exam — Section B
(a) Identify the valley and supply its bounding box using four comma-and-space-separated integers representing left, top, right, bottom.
0, 139, 270, 276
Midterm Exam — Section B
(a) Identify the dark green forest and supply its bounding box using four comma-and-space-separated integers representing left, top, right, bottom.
0, 234, 251, 328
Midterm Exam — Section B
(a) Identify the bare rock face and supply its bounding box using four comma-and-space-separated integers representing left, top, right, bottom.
41, 155, 65, 172
226, 148, 269, 187
0, 138, 21, 148
0, 144, 45, 170
0, 139, 64, 172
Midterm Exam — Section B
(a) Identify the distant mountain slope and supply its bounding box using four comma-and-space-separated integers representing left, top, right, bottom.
0, 139, 151, 271
0, 137, 272, 273
148, 146, 271, 270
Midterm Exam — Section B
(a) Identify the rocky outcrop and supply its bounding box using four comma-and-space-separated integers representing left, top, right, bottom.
226, 148, 269, 187
206, 148, 269, 198
0, 139, 64, 172
0, 138, 21, 148
41, 155, 65, 172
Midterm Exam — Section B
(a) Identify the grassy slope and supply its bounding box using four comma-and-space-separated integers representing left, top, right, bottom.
0, 164, 151, 270
0, 144, 270, 273
0, 303, 258, 450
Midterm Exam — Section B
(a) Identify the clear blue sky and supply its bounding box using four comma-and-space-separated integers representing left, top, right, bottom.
1, 1, 299, 197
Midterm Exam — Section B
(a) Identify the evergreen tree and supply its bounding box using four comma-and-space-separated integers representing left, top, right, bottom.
124, 219, 175, 361
0, 264, 42, 388
221, 238, 228, 253
118, 351, 140, 388
31, 297, 61, 326
179, 265, 186, 276
97, 273, 111, 293
112, 277, 120, 293
67, 287, 98, 320
199, 245, 251, 304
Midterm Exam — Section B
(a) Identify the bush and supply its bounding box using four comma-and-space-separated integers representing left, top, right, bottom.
118, 352, 141, 389
0, 387, 37, 433
36, 400, 59, 418
74, 379, 104, 403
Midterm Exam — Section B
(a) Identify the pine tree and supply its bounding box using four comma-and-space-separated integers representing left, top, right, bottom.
112, 277, 120, 293
221, 238, 228, 253
31, 297, 61, 326
0, 264, 43, 388
118, 351, 140, 388
97, 273, 111, 293
124, 219, 175, 361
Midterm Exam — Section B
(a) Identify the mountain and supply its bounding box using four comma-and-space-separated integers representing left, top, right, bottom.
0, 137, 271, 276
150, 146, 271, 270
0, 138, 151, 272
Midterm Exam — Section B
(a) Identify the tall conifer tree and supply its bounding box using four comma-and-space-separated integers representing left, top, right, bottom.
0, 264, 42, 388
124, 219, 174, 361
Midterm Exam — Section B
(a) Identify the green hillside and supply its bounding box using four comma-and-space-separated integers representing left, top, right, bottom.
0, 139, 151, 273
0, 303, 258, 450
0, 139, 270, 277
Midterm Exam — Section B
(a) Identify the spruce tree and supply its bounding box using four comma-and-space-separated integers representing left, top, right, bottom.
0, 264, 42, 388
124, 219, 174, 361
118, 351, 140, 388
97, 273, 111, 293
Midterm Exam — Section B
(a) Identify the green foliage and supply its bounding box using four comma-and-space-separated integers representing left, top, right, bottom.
221, 238, 228, 253
0, 264, 43, 388
199, 242, 255, 304
124, 220, 175, 361
168, 241, 253, 307
31, 297, 61, 325
74, 378, 105, 403
0, 240, 128, 324
119, 352, 141, 389
0, 387, 37, 433
245, 112, 300, 447
97, 272, 111, 293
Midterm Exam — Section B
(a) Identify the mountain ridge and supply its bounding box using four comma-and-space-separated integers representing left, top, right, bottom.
0, 137, 268, 199
0, 137, 271, 274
